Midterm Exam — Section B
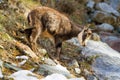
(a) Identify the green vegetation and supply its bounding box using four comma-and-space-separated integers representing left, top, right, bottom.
21, 0, 41, 9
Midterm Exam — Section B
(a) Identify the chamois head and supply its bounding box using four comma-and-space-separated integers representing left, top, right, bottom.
78, 25, 92, 46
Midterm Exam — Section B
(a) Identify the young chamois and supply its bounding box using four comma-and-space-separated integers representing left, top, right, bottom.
26, 6, 92, 59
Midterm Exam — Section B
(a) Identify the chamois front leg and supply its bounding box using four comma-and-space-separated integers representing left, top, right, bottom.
55, 37, 62, 60
29, 25, 42, 55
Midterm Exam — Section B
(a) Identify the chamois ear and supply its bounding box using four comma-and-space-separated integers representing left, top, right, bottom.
78, 25, 92, 46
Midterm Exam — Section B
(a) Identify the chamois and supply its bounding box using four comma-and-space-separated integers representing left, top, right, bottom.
26, 6, 92, 59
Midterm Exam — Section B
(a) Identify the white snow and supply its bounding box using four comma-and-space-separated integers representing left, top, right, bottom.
16, 56, 29, 60
42, 73, 67, 80
42, 73, 85, 80
0, 68, 3, 78
9, 70, 39, 80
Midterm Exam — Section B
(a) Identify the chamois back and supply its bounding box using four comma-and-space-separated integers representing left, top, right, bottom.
28, 7, 72, 36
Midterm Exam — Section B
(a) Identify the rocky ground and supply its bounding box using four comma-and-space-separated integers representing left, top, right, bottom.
0, 0, 120, 80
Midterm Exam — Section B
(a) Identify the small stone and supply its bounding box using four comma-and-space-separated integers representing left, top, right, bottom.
38, 48, 47, 55
74, 68, 81, 74
86, 0, 95, 9
70, 59, 79, 68
91, 33, 100, 41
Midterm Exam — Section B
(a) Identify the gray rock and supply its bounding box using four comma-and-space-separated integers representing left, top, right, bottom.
117, 26, 120, 33
101, 35, 118, 42
38, 64, 73, 78
43, 58, 56, 66
67, 38, 81, 46
4, 62, 22, 71
68, 59, 81, 74
92, 11, 116, 25
82, 40, 120, 80
83, 69, 98, 80
93, 56, 120, 80
0, 0, 2, 3
97, 23, 114, 32
95, 2, 120, 16
105, 0, 120, 11
86, 0, 95, 9
87, 75, 98, 80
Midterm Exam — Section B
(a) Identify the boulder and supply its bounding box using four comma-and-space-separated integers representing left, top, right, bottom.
101, 35, 120, 52
99, 32, 120, 52
100, 34, 118, 42
104, 0, 120, 11
97, 23, 114, 32
82, 40, 120, 80
109, 39, 120, 52
92, 11, 116, 25
95, 2, 120, 16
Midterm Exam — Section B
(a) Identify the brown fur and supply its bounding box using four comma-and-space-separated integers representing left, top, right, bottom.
26, 6, 91, 59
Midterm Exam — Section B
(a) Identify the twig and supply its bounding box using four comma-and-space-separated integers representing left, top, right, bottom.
12, 40, 40, 63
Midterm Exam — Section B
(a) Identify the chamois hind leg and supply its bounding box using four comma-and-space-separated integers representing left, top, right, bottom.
29, 26, 42, 55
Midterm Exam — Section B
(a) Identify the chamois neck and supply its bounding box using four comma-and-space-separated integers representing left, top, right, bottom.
70, 23, 83, 37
